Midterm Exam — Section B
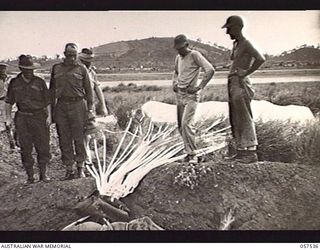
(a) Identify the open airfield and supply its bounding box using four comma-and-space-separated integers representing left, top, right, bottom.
0, 70, 319, 231
35, 68, 320, 87
97, 68, 320, 82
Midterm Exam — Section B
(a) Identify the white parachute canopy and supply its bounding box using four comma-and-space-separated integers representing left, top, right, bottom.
140, 100, 315, 125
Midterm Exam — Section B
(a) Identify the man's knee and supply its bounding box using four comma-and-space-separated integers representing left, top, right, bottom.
56, 122, 70, 138
230, 90, 245, 104
21, 153, 35, 166
181, 120, 191, 131
38, 157, 50, 166
181, 121, 195, 138
181, 114, 195, 129
37, 140, 50, 157
74, 137, 85, 148
19, 137, 33, 154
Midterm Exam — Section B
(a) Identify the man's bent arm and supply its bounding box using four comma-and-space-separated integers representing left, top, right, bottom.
94, 84, 108, 115
172, 56, 179, 86
193, 52, 215, 89
245, 56, 265, 77
243, 42, 266, 77
82, 67, 94, 110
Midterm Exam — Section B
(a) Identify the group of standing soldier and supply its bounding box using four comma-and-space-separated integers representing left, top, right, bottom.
1, 15, 265, 184
172, 15, 265, 164
2, 44, 107, 184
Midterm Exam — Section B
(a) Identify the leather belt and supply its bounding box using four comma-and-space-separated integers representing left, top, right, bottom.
58, 96, 83, 102
18, 108, 46, 116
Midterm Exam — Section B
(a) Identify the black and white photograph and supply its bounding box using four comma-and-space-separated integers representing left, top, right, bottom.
0, 10, 319, 239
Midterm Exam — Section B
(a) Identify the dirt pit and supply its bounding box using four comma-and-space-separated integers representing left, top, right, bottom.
124, 160, 320, 230
0, 128, 319, 231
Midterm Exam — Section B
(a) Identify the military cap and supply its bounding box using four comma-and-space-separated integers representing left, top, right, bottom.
222, 15, 244, 29
18, 55, 40, 69
173, 34, 189, 49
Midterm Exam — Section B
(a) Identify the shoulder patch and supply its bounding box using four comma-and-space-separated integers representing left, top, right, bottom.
34, 75, 45, 82
9, 76, 19, 86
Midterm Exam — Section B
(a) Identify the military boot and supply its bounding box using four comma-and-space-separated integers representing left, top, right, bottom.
223, 141, 238, 160
25, 166, 35, 184
223, 150, 240, 161
235, 150, 258, 164
65, 164, 75, 180
39, 165, 51, 182
76, 162, 86, 178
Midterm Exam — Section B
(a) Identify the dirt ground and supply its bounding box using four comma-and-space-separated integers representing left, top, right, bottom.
1, 63, 319, 232
0, 128, 319, 230
125, 160, 320, 230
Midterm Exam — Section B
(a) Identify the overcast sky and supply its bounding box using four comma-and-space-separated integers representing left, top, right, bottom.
0, 11, 319, 60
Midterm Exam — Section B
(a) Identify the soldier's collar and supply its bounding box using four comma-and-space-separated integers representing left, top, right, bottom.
63, 60, 80, 67
21, 73, 34, 83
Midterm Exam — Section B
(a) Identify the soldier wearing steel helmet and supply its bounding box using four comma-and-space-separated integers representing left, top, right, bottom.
222, 15, 266, 163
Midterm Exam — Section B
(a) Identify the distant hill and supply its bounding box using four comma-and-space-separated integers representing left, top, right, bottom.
2, 38, 320, 73
92, 39, 320, 71
265, 46, 320, 68
277, 46, 320, 62
92, 37, 231, 71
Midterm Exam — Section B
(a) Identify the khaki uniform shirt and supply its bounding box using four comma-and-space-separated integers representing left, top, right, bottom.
5, 73, 50, 112
50, 61, 93, 109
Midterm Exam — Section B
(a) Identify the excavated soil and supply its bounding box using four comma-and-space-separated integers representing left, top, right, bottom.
0, 129, 319, 230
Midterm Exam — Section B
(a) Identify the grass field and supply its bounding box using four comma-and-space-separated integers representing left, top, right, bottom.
100, 68, 320, 117
102, 79, 320, 166
97, 68, 320, 82
104, 81, 320, 116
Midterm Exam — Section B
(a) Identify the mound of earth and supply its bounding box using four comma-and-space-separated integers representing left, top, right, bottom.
0, 128, 319, 231
124, 161, 320, 230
